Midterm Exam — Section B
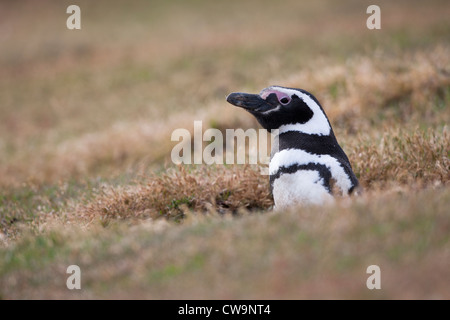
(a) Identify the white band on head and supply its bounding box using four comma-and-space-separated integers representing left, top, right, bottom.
261, 86, 331, 136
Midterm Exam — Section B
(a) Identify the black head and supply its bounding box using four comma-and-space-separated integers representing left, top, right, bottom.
226, 86, 332, 135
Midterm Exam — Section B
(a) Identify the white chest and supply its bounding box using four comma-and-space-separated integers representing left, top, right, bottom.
269, 148, 353, 195
272, 169, 334, 210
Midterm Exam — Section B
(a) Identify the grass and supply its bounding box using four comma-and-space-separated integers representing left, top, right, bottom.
0, 0, 449, 299
2, 188, 449, 299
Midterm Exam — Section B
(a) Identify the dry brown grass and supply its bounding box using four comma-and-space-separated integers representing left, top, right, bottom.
2, 186, 449, 299
80, 165, 271, 223
74, 125, 448, 223
283, 46, 450, 132
350, 127, 449, 188
1, 46, 448, 189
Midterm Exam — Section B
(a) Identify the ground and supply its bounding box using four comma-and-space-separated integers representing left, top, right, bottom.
0, 0, 449, 299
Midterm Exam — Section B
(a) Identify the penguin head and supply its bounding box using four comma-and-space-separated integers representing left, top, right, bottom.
226, 86, 331, 135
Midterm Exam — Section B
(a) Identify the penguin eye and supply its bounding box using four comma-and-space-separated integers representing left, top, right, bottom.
279, 96, 291, 105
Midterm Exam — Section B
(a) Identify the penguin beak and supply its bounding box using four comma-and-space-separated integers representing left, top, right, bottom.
226, 92, 268, 112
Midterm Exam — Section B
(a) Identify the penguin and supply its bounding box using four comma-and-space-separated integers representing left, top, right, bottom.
226, 85, 360, 209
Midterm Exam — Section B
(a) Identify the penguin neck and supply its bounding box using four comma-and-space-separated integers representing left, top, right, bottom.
270, 124, 338, 159
272, 120, 336, 140
277, 111, 331, 136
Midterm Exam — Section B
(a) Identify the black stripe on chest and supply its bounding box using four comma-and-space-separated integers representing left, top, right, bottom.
270, 163, 332, 193
273, 131, 360, 190
275, 131, 347, 159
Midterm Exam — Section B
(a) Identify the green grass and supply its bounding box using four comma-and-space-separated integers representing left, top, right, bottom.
1, 187, 448, 299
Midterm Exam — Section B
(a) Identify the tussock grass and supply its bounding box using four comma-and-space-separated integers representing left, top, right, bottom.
2, 186, 449, 299
74, 127, 448, 225
283, 46, 450, 132
81, 165, 271, 223
350, 127, 450, 187
1, 46, 448, 188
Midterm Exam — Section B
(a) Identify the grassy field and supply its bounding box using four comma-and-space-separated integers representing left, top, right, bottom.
0, 0, 449, 299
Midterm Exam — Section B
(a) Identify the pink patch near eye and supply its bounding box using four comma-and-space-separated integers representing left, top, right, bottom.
260, 89, 290, 104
